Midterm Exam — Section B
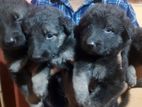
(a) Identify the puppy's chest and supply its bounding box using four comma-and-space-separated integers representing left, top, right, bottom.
74, 58, 121, 80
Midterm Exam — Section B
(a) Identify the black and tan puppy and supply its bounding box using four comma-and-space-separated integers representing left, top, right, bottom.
0, 0, 32, 71
14, 6, 75, 107
22, 6, 75, 66
72, 3, 134, 107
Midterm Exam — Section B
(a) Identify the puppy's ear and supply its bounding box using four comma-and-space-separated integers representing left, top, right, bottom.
58, 17, 74, 36
22, 17, 34, 35
121, 16, 134, 45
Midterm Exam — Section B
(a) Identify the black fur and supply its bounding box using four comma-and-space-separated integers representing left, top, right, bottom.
18, 6, 76, 107
22, 6, 75, 67
0, 0, 31, 63
73, 3, 133, 107
129, 27, 142, 66
129, 27, 142, 87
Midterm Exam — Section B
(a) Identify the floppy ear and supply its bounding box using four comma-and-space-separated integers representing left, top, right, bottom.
121, 16, 134, 46
74, 24, 82, 43
58, 16, 74, 36
22, 15, 37, 35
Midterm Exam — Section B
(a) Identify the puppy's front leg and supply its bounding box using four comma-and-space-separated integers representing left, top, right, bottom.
121, 47, 137, 87
72, 62, 92, 106
31, 67, 50, 98
85, 81, 128, 107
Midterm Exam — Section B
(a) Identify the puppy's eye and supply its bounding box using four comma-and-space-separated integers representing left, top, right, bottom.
47, 33, 53, 38
44, 33, 57, 39
104, 27, 114, 33
13, 14, 22, 22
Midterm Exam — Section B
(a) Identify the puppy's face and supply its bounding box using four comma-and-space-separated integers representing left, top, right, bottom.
0, 2, 29, 61
76, 4, 131, 56
22, 7, 73, 62
28, 20, 66, 62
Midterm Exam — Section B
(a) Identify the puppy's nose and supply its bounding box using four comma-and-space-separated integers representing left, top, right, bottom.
4, 32, 24, 47
41, 51, 49, 58
31, 52, 49, 62
87, 41, 96, 48
4, 37, 16, 46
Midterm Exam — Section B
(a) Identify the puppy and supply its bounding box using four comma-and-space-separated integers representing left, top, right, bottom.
72, 3, 134, 107
13, 6, 75, 107
0, 1, 36, 106
129, 28, 142, 65
0, 0, 34, 105
0, 0, 32, 73
128, 27, 142, 87
22, 6, 75, 66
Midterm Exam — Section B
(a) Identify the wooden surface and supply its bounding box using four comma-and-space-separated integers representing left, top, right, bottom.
132, 4, 142, 27
126, 88, 142, 107
0, 49, 29, 107
0, 62, 16, 107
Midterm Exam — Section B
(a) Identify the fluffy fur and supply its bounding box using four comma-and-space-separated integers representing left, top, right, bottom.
0, 0, 31, 63
72, 3, 134, 107
128, 27, 142, 87
13, 6, 76, 107
22, 6, 75, 66
129, 28, 142, 67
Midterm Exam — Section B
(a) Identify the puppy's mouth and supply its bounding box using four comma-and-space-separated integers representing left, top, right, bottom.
2, 46, 28, 61
30, 53, 58, 63
30, 58, 49, 64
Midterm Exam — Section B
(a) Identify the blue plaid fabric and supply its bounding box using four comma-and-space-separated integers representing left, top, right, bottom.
31, 0, 139, 27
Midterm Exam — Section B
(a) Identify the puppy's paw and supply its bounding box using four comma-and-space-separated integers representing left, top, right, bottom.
84, 97, 101, 107
31, 67, 50, 98
9, 59, 23, 72
52, 48, 74, 66
51, 57, 63, 66
61, 48, 74, 62
126, 65, 137, 87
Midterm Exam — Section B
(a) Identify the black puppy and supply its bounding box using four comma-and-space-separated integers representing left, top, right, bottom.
128, 27, 142, 87
0, 0, 32, 72
22, 6, 75, 66
119, 28, 142, 107
129, 28, 142, 67
72, 4, 134, 107
16, 6, 75, 107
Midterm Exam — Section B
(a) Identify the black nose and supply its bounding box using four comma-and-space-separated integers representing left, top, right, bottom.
4, 31, 25, 47
87, 41, 96, 48
4, 37, 16, 47
42, 51, 49, 58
